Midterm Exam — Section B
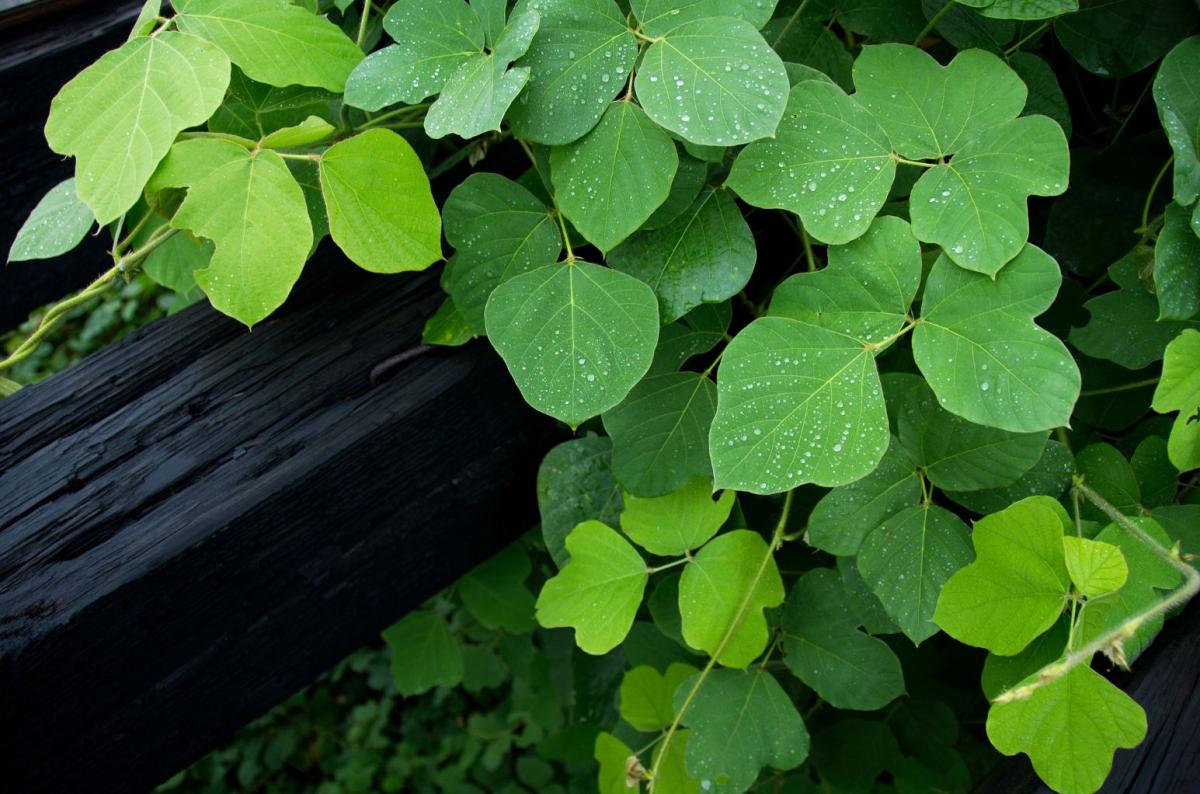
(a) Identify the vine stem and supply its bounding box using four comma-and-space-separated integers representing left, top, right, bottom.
647, 490, 795, 789
355, 0, 371, 50
1003, 20, 1053, 57
890, 152, 936, 168
994, 480, 1200, 704
1079, 377, 1160, 397
912, 2, 954, 46
1140, 156, 1174, 234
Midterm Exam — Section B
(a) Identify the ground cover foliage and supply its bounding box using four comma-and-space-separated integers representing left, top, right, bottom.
6, 0, 1200, 791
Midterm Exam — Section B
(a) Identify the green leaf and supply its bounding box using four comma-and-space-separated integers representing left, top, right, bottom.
781, 568, 906, 710
1055, 0, 1198, 79
1154, 329, 1200, 470
443, 173, 561, 333
981, 616, 1069, 701
319, 130, 442, 274
422, 295, 476, 346
652, 730, 702, 793
987, 666, 1146, 794
858, 504, 974, 644
974, 0, 1078, 19
150, 138, 311, 326
537, 436, 624, 567
678, 529, 784, 667
1062, 536, 1128, 598
919, 0, 1016, 53
811, 718, 900, 790
7, 179, 94, 263
933, 498, 1070, 655
839, 555, 901, 634
946, 439, 1074, 515
536, 521, 648, 653
176, 0, 362, 92
208, 68, 336, 140
620, 478, 734, 555
129, 0, 162, 39
344, 0, 483, 110
596, 732, 636, 794
644, 154, 709, 230
710, 317, 889, 493
423, 9, 540, 139
1154, 36, 1200, 207
1009, 52, 1073, 138
506, 0, 639, 145
648, 301, 731, 375
764, 15, 853, 90
259, 115, 334, 149
472, 0, 507, 46
769, 216, 921, 343
381, 610, 464, 695
608, 187, 755, 323
1076, 443, 1141, 520
618, 662, 697, 731
143, 230, 212, 294
913, 246, 1081, 433
459, 543, 537, 633
677, 668, 810, 790
635, 17, 789, 147
45, 32, 230, 224
635, 0, 780, 35
807, 440, 921, 556
727, 80, 894, 245
550, 102, 679, 252
1154, 203, 1200, 321
485, 261, 660, 427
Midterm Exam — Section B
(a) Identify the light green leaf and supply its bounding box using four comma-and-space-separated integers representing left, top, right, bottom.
913, 246, 1081, 433
424, 9, 540, 139
608, 187, 755, 323
1062, 537, 1128, 598
471, 0, 507, 47
344, 0, 483, 110
319, 129, 442, 273
633, 0, 780, 36
129, 0, 162, 39
933, 498, 1070, 655
677, 667, 809, 790
551, 101, 679, 252
1153, 329, 1200, 471
443, 173, 561, 333
1154, 36, 1200, 207
808, 440, 921, 556
535, 520, 649, 653
620, 478, 734, 555
45, 32, 230, 224
507, 0, 639, 145
259, 115, 334, 149
208, 68, 336, 140
858, 504, 974, 644
459, 543, 537, 633
769, 216, 920, 343
150, 138, 311, 326
7, 179, 94, 263
727, 80, 894, 245
618, 662, 698, 731
381, 610, 464, 695
176, 0, 362, 92
781, 568, 906, 710
422, 295, 476, 346
1154, 202, 1200, 321
678, 529, 784, 667
710, 317, 889, 493
946, 439, 1074, 515
635, 17, 789, 147
485, 261, 660, 427
987, 666, 1146, 794
652, 730, 702, 794
537, 436, 624, 567
1055, 0, 1198, 80
596, 732, 636, 794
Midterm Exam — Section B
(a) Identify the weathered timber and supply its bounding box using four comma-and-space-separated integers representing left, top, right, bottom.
0, 253, 560, 793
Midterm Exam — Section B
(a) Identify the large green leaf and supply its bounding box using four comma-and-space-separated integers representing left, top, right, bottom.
344, 0, 483, 110
550, 101, 679, 252
710, 317, 889, 493
619, 478, 734, 555
537, 436, 624, 567
807, 440, 921, 556
443, 173, 561, 333
858, 504, 974, 644
635, 17, 789, 147
634, 0, 779, 36
319, 130, 442, 274
1009, 52, 1073, 138
781, 568, 906, 710
727, 80, 894, 245
1154, 36, 1200, 207
149, 138, 311, 326
678, 529, 783, 667
677, 668, 809, 791
8, 179, 94, 263
913, 246, 1081, 433
381, 610, 464, 695
44, 32, 230, 224
458, 543, 536, 633
603, 373, 719, 497
1153, 329, 1200, 471
946, 439, 1074, 515
933, 498, 1070, 655
176, 0, 361, 92
1154, 203, 1200, 321
608, 187, 755, 323
1055, 0, 1198, 79
506, 0, 638, 145
618, 663, 698, 731
485, 261, 660, 427
987, 666, 1146, 794
535, 520, 648, 653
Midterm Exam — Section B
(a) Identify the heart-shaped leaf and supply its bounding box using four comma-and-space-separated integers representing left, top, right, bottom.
619, 478, 734, 555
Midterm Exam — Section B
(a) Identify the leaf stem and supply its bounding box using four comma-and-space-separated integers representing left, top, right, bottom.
912, 2, 954, 47
1079, 377, 1160, 397
356, 0, 371, 50
1003, 20, 1053, 57
555, 210, 575, 262
1140, 156, 1174, 234
864, 318, 918, 353
647, 556, 690, 574
359, 104, 430, 130
890, 152, 936, 169
800, 224, 817, 272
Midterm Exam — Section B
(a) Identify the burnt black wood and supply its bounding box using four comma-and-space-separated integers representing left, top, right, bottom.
0, 253, 560, 794
0, 1, 143, 333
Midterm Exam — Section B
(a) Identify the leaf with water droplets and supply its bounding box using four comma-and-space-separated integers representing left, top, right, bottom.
8, 179, 94, 263
485, 261, 660, 427
537, 436, 624, 567
1154, 36, 1200, 208
636, 17, 789, 147
633, 0, 781, 36
619, 477, 734, 553
551, 101, 679, 252
648, 301, 731, 375
728, 80, 894, 245
1153, 329, 1200, 471
1153, 202, 1200, 321
913, 246, 1081, 433
946, 440, 1074, 515
964, 0, 1078, 20
807, 440, 921, 556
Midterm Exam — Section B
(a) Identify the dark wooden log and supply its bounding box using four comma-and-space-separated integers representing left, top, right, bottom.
0, 252, 560, 794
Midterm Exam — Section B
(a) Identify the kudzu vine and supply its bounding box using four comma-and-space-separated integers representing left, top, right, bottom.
6, 1, 1200, 792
